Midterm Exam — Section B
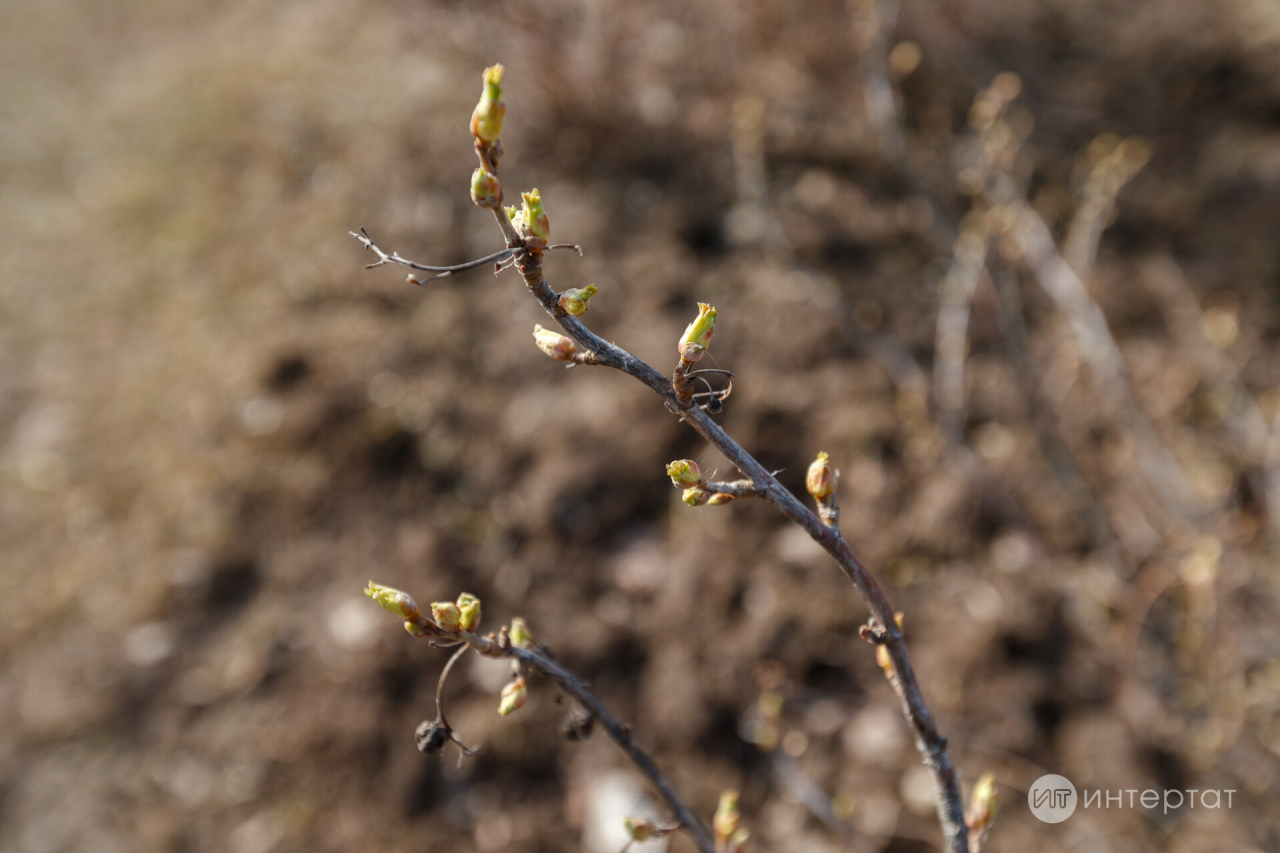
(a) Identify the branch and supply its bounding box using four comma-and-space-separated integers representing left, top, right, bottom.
419, 617, 717, 853
507, 252, 971, 853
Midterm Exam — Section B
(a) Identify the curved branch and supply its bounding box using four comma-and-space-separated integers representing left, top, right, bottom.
404, 617, 717, 853
509, 253, 971, 853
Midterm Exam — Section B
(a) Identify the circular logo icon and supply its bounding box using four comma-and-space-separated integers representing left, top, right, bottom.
1028, 774, 1077, 823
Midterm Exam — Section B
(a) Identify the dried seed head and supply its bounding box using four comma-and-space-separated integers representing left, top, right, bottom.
455, 593, 482, 632
470, 168, 502, 209
805, 451, 837, 501
665, 459, 702, 487
560, 703, 595, 741
431, 601, 462, 632
559, 284, 598, 316
365, 581, 422, 622
533, 324, 577, 361
679, 302, 717, 353
470, 64, 506, 144
415, 719, 451, 754
498, 677, 527, 716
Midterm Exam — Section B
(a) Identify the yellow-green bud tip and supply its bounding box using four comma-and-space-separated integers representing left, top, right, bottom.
559, 284, 598, 316
806, 451, 836, 500
510, 617, 534, 649
967, 772, 999, 828
714, 790, 742, 841
623, 818, 655, 842
470, 168, 502, 209
431, 601, 461, 632
456, 592, 481, 632
533, 324, 577, 361
365, 581, 422, 622
682, 487, 710, 507
520, 189, 550, 246
498, 677, 527, 716
679, 302, 717, 352
666, 459, 702, 487
707, 492, 734, 506
482, 64, 504, 99
471, 65, 506, 144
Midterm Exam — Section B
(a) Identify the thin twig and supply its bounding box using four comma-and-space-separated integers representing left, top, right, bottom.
350, 228, 517, 284
506, 250, 971, 853
933, 221, 990, 442
405, 618, 718, 853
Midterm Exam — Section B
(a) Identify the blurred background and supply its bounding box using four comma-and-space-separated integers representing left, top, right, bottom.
2, 0, 1279, 851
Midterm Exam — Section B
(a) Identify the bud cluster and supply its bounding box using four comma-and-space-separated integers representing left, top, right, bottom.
428, 591, 482, 633
506, 189, 551, 251
469, 65, 506, 209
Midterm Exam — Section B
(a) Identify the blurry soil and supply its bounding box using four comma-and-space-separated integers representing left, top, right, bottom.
2, 1, 1279, 852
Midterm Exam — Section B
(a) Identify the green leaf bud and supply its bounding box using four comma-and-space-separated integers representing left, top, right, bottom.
431, 601, 461, 632
714, 790, 741, 842
510, 617, 534, 649
533, 324, 577, 361
559, 284, 598, 316
520, 189, 550, 248
682, 487, 710, 507
805, 451, 836, 500
470, 64, 506, 144
365, 581, 422, 622
456, 592, 482, 632
679, 302, 717, 353
665, 459, 702, 487
623, 817, 656, 842
470, 168, 502, 209
498, 676, 527, 716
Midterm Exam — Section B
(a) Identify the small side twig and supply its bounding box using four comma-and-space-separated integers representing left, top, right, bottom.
350, 228, 516, 285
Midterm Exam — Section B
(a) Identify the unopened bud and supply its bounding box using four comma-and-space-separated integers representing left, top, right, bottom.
510, 617, 534, 649
875, 643, 893, 677
470, 64, 506, 145
365, 581, 422, 622
533, 324, 577, 361
966, 772, 999, 830
714, 790, 742, 842
404, 620, 431, 638
520, 189, 550, 248
456, 592, 481, 632
679, 302, 717, 353
498, 677, 527, 716
806, 451, 836, 500
470, 168, 502, 209
682, 487, 710, 507
559, 284, 598, 316
726, 828, 749, 853
707, 492, 734, 506
666, 459, 702, 487
431, 601, 461, 632
622, 817, 655, 843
